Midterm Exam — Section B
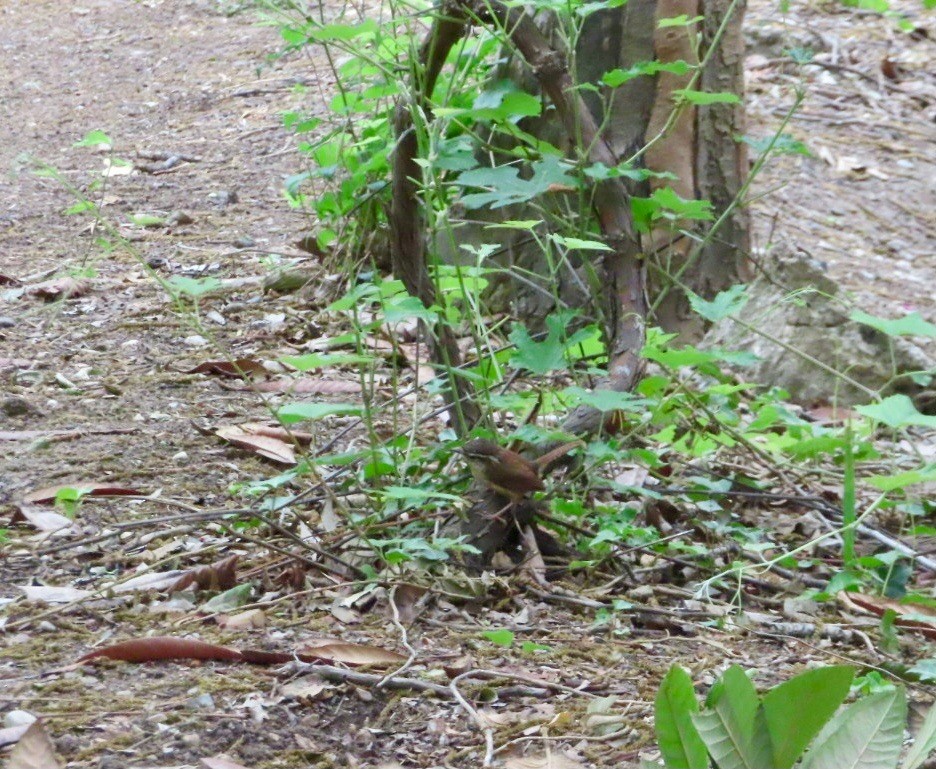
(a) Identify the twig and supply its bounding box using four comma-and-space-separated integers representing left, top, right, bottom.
450, 670, 496, 767
377, 586, 418, 687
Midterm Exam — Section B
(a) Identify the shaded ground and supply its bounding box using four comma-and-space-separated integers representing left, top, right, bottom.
1, 1, 934, 767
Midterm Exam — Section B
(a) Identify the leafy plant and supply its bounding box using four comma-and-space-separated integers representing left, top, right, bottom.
653, 664, 936, 769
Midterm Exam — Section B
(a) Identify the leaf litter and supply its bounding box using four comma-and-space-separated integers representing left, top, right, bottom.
0, 0, 934, 767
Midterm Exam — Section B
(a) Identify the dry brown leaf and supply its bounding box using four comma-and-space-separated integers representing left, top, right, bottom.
504, 751, 584, 769
18, 585, 92, 603
79, 636, 244, 664
215, 425, 296, 465
838, 591, 936, 640
250, 377, 362, 394
201, 756, 250, 769
186, 358, 268, 379
299, 639, 406, 667
22, 483, 143, 505
5, 720, 61, 769
171, 554, 239, 593
238, 422, 315, 444
27, 276, 92, 301
216, 609, 266, 629
109, 570, 186, 593
9, 506, 75, 533
280, 677, 331, 702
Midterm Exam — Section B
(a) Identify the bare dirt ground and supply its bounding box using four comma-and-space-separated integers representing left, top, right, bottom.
1, 0, 934, 767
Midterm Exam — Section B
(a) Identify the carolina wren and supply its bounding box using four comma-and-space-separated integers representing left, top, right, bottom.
459, 438, 545, 502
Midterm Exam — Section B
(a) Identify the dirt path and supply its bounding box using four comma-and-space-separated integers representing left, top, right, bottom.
1, 1, 934, 767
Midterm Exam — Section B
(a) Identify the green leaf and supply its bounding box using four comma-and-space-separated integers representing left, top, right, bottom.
851, 310, 936, 338
380, 486, 462, 503
904, 699, 936, 769
74, 130, 112, 148
277, 402, 362, 424
550, 234, 612, 251
856, 395, 936, 429
382, 294, 438, 324
742, 133, 811, 157
907, 659, 936, 683
602, 59, 692, 87
655, 666, 709, 769
482, 629, 515, 647
456, 156, 576, 210
866, 466, 936, 491
674, 89, 741, 105
307, 18, 378, 42
201, 583, 253, 612
762, 665, 854, 769
800, 687, 905, 769
509, 315, 577, 375
564, 386, 649, 413
693, 666, 772, 769
166, 276, 222, 297
688, 284, 749, 321
130, 214, 165, 228
657, 14, 704, 26
64, 200, 96, 215
280, 353, 375, 371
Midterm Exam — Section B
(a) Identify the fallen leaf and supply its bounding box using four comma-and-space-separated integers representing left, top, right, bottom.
18, 585, 92, 603
216, 609, 266, 629
248, 378, 362, 394
27, 277, 92, 301
215, 425, 296, 464
79, 637, 244, 664
22, 484, 143, 505
9, 506, 75, 533
504, 751, 584, 769
839, 592, 936, 640
186, 358, 268, 379
281, 677, 331, 702
5, 720, 61, 769
109, 570, 186, 593
201, 756, 250, 769
171, 555, 239, 593
299, 639, 407, 667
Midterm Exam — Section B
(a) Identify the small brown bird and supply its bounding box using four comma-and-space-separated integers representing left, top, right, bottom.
459, 438, 545, 502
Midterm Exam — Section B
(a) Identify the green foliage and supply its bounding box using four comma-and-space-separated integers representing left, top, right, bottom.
654, 664, 936, 769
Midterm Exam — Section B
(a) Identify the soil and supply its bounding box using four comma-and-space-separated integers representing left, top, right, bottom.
1, 1, 934, 768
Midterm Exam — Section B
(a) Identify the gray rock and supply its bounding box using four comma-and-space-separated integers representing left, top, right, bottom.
703, 246, 934, 408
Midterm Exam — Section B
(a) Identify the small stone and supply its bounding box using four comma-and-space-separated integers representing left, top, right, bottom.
172, 451, 188, 464
4, 710, 37, 728
183, 334, 208, 347
0, 315, 16, 327
233, 235, 255, 248
184, 693, 215, 710
209, 190, 238, 206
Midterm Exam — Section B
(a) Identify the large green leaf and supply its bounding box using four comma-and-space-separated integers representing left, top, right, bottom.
762, 665, 854, 769
903, 698, 936, 769
655, 666, 709, 769
856, 395, 936, 429
801, 687, 905, 769
692, 666, 772, 769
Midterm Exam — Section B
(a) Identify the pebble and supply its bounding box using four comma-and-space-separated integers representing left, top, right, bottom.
184, 693, 215, 710
3, 710, 36, 727
0, 315, 16, 327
